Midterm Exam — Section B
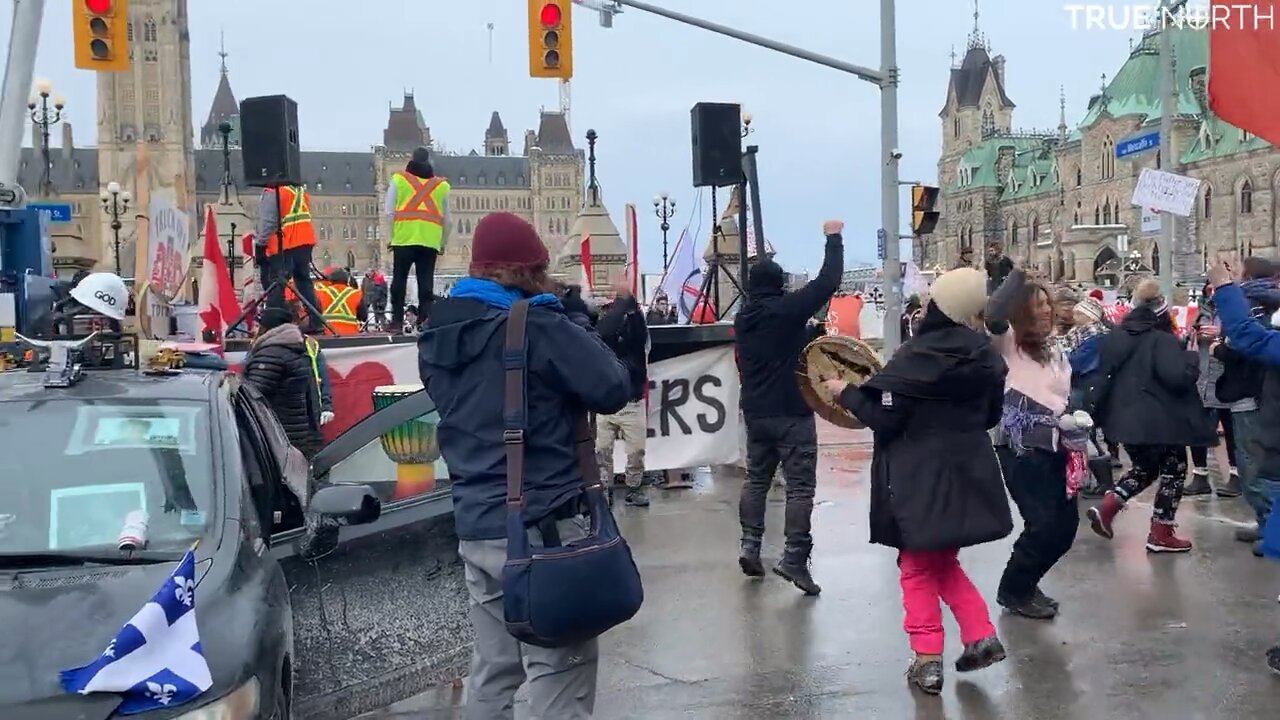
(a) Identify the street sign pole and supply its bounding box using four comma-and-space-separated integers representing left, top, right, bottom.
1157, 0, 1184, 298
0, 0, 45, 204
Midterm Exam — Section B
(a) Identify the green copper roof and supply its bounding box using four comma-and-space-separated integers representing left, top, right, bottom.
951, 135, 1059, 199
1077, 27, 1207, 130
1181, 115, 1273, 163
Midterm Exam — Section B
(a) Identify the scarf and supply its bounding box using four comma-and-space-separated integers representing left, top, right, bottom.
450, 277, 562, 311
1061, 322, 1106, 354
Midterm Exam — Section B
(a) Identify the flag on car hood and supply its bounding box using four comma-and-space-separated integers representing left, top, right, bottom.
59, 550, 212, 714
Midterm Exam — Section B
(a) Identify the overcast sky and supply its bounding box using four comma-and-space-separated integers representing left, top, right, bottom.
7, 0, 1181, 274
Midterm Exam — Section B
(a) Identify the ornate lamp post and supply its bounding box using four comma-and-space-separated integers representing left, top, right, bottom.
653, 192, 676, 271
27, 79, 64, 197
100, 181, 131, 274
217, 120, 239, 287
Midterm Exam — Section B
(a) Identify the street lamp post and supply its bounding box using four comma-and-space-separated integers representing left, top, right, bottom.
226, 221, 238, 289
653, 192, 676, 270
100, 181, 131, 275
741, 111, 753, 138
27, 79, 64, 197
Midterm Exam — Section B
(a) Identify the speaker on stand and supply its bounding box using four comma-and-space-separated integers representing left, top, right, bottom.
689, 103, 748, 321
239, 95, 302, 188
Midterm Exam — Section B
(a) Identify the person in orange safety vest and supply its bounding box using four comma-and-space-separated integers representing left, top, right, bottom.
257, 184, 324, 332
312, 268, 366, 335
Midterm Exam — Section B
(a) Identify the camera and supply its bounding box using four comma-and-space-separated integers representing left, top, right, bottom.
889, 148, 903, 160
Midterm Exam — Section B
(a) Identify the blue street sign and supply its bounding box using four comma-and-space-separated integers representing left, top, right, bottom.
27, 202, 72, 222
876, 228, 886, 261
1115, 131, 1159, 159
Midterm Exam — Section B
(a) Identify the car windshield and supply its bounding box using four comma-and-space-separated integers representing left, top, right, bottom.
0, 399, 214, 554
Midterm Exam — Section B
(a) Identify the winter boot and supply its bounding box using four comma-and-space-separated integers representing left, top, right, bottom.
738, 540, 764, 578
1184, 469, 1213, 497
1146, 521, 1193, 553
955, 635, 1007, 673
906, 655, 944, 694
996, 592, 1058, 620
773, 545, 821, 596
1216, 468, 1243, 498
1033, 586, 1060, 610
1087, 491, 1125, 539
624, 486, 650, 508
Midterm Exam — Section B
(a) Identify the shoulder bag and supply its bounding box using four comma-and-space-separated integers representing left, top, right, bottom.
500, 300, 645, 648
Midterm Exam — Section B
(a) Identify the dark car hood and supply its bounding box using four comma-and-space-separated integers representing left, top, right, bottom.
0, 560, 208, 719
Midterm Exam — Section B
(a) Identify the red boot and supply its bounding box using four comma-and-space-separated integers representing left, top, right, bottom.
1087, 491, 1124, 539
1146, 521, 1193, 553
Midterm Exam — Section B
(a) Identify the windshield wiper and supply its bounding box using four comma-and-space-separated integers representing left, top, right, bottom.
0, 550, 185, 568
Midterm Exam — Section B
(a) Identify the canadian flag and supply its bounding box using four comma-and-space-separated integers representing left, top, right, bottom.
196, 207, 241, 346
1208, 1, 1280, 145
580, 233, 593, 291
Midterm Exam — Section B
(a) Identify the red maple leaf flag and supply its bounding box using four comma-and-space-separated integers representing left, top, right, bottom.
196, 206, 240, 346
1208, 1, 1280, 145
580, 233, 593, 291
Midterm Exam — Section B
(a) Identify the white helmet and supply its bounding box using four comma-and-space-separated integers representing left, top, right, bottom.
70, 272, 128, 320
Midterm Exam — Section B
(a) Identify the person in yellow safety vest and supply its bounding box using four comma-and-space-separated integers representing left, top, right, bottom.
257, 185, 324, 333
313, 269, 366, 335
302, 335, 335, 427
385, 146, 451, 332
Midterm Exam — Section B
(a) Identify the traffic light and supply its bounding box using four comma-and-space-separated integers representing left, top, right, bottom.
528, 0, 573, 80
73, 0, 130, 72
911, 184, 940, 236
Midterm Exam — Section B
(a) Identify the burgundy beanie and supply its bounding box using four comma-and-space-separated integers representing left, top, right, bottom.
469, 212, 550, 271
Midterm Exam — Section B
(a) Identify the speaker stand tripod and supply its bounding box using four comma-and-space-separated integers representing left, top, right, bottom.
225, 186, 334, 337
693, 226, 746, 322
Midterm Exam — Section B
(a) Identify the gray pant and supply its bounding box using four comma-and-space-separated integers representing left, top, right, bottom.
739, 415, 818, 556
458, 516, 599, 719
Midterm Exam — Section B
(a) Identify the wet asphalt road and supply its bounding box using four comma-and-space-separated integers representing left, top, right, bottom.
358, 426, 1280, 719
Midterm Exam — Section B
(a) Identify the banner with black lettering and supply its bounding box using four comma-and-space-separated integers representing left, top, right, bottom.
612, 346, 742, 472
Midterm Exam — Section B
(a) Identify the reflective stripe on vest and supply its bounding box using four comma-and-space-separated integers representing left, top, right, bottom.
316, 284, 360, 334
303, 337, 322, 397
266, 186, 317, 256
390, 173, 449, 249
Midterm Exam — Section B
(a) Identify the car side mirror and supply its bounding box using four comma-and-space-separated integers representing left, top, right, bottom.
309, 484, 381, 526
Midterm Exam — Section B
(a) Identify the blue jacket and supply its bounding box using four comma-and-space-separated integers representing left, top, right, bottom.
419, 297, 631, 541
1068, 333, 1103, 378
1215, 283, 1280, 365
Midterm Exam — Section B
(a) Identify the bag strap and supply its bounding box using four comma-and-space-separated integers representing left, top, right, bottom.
504, 300, 531, 506
502, 300, 605, 509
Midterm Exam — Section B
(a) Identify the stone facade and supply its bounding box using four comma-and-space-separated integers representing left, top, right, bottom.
924, 26, 1280, 290
19, 0, 592, 292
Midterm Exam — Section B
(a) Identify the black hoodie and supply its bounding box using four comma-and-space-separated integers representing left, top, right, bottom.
596, 296, 649, 401
839, 303, 1012, 550
1095, 304, 1216, 447
734, 233, 843, 418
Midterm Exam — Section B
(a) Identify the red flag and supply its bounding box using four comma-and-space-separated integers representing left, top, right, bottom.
197, 207, 241, 346
624, 203, 640, 296
1208, 1, 1280, 145
580, 233, 593, 291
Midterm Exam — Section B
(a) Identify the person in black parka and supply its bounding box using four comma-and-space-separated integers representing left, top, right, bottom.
1087, 279, 1216, 553
825, 267, 1011, 695
243, 305, 325, 459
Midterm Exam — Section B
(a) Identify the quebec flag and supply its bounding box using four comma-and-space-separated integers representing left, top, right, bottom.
59, 550, 213, 714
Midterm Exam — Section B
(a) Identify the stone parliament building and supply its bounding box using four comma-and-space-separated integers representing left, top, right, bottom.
16, 0, 628, 291
922, 22, 1280, 290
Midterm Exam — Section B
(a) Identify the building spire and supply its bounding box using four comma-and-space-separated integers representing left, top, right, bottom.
218, 29, 228, 74
967, 0, 986, 50
1058, 85, 1068, 141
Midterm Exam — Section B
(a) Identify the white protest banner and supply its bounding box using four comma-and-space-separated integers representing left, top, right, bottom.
1131, 168, 1201, 217
144, 191, 192, 324
1140, 207, 1161, 234
614, 345, 742, 472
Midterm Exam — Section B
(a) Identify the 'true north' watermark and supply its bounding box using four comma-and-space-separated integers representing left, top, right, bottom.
1064, 3, 1276, 31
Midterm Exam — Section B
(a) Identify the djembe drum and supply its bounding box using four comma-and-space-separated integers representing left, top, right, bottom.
796, 335, 885, 429
372, 384, 441, 500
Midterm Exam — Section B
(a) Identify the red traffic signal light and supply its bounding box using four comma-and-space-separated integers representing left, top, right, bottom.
539, 3, 562, 26
85, 0, 112, 13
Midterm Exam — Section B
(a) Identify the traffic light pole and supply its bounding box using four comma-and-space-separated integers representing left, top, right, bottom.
609, 0, 904, 352
0, 0, 46, 204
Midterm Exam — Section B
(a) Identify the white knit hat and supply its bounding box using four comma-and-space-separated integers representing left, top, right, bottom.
929, 268, 987, 325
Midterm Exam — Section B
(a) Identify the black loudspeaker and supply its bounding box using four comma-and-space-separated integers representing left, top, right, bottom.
690, 102, 744, 188
240, 95, 302, 187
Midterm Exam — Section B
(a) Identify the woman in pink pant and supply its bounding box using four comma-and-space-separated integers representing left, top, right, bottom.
824, 268, 1013, 694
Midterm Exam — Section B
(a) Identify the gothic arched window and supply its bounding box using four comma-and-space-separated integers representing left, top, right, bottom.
346, 251, 356, 269
1101, 135, 1116, 179
1103, 199, 1112, 225
1240, 179, 1254, 214
1094, 205, 1101, 225
143, 17, 157, 43
1204, 185, 1213, 218
1074, 165, 1082, 187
